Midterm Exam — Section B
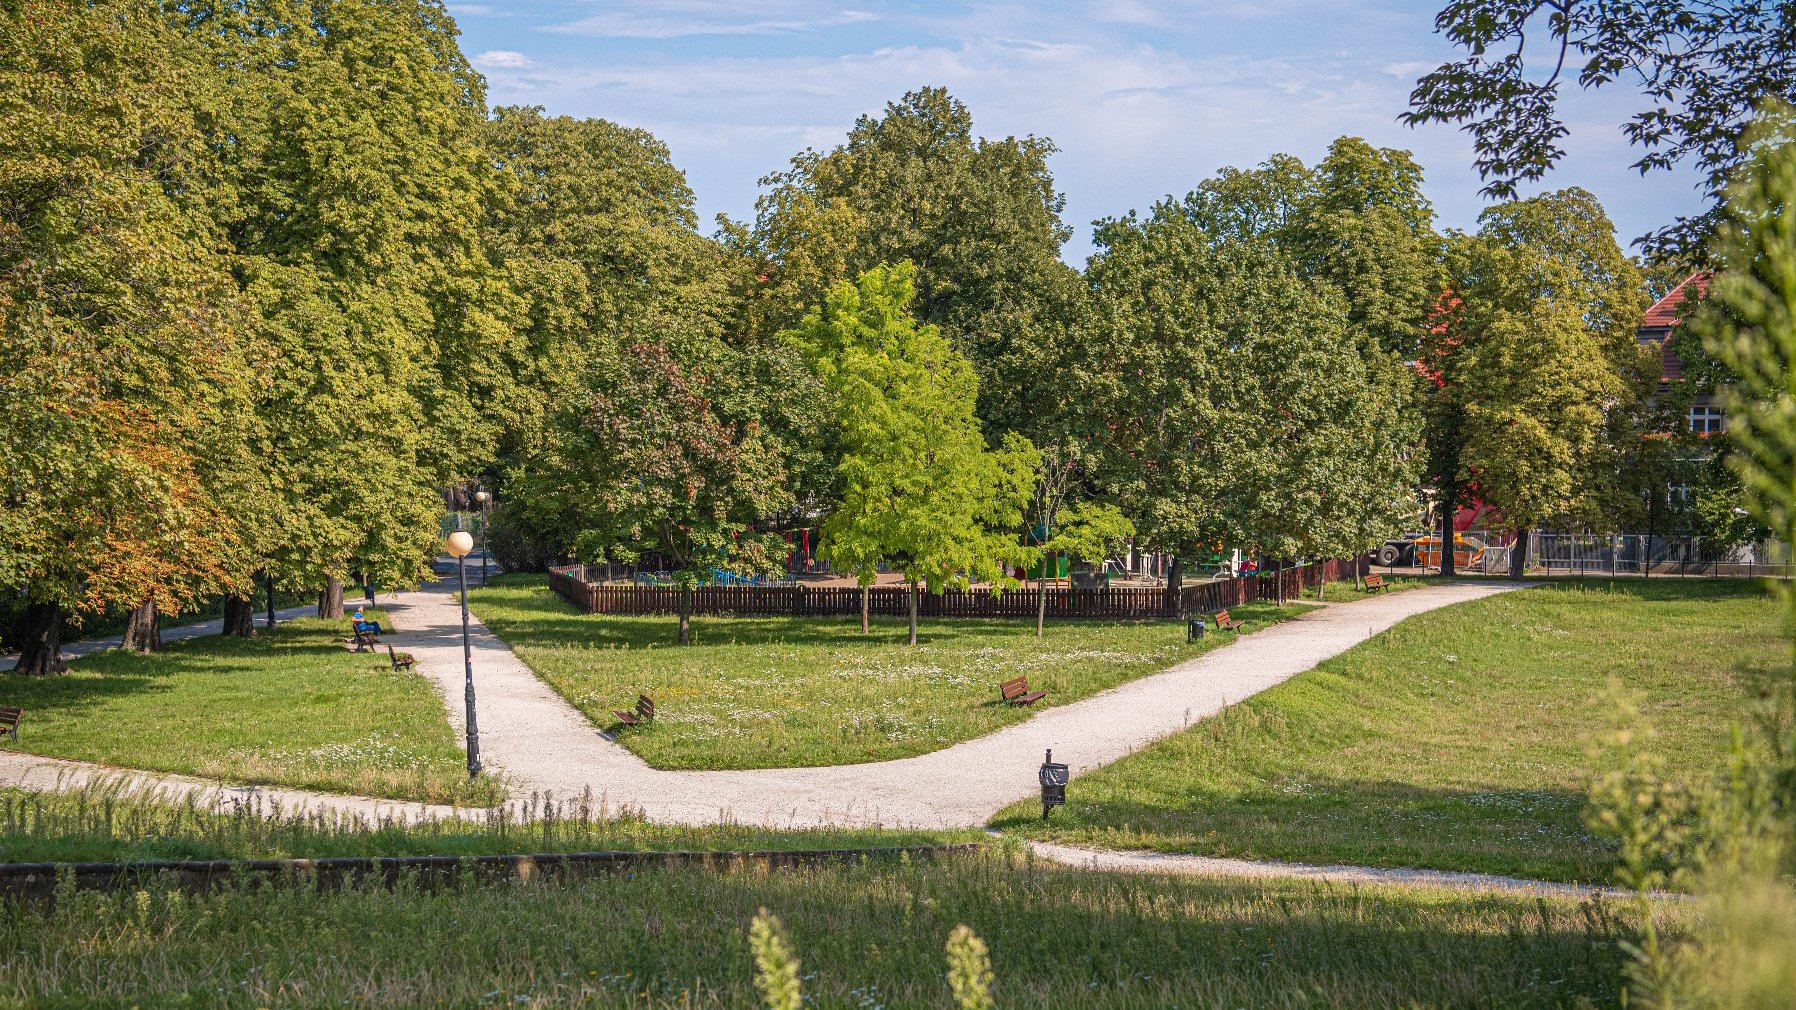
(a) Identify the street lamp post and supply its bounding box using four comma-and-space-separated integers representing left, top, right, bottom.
475, 489, 491, 588
445, 530, 482, 779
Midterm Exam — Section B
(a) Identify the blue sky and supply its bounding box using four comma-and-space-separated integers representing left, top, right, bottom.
453, 0, 1705, 263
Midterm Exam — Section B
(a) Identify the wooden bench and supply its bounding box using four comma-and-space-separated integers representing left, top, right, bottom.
346, 627, 379, 653
999, 676, 1047, 706
0, 706, 19, 744
1363, 573, 1389, 591
388, 644, 417, 671
614, 694, 655, 727
1214, 609, 1244, 633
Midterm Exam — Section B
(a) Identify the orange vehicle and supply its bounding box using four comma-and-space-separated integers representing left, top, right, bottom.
1411, 533, 1486, 569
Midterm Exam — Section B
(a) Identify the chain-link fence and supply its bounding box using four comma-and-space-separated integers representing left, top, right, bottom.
1527, 532, 1794, 578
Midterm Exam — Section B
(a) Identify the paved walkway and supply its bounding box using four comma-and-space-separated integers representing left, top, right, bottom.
0, 604, 323, 673
372, 577, 1524, 829
1023, 840, 1666, 901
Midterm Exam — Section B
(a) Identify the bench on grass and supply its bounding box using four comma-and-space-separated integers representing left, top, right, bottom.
614, 694, 655, 727
388, 644, 417, 672
0, 706, 19, 744
1214, 609, 1244, 633
999, 676, 1047, 706
346, 627, 379, 653
1363, 573, 1389, 591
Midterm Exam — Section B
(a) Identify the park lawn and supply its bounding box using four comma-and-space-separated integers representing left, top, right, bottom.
0, 784, 976, 862
1298, 571, 1427, 603
0, 849, 1670, 1010
0, 612, 501, 806
996, 577, 1781, 883
470, 575, 1309, 770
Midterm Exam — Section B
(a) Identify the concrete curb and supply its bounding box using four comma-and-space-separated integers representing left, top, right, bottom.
0, 842, 986, 899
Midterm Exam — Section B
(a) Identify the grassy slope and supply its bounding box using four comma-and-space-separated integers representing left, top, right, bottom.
0, 851, 1667, 1009
469, 575, 1307, 770
998, 578, 1779, 883
0, 612, 499, 806
0, 785, 974, 862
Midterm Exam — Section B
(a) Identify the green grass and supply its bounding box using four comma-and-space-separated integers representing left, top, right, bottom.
0, 784, 973, 862
469, 575, 1309, 770
0, 612, 501, 807
0, 848, 1671, 1009
1298, 572, 1427, 603
996, 578, 1781, 883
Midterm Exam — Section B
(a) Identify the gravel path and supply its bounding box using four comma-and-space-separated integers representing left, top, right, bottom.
0, 604, 321, 672
375, 577, 1526, 829
1022, 840, 1666, 900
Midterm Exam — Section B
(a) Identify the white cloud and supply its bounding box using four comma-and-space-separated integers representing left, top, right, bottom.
475, 49, 533, 69
548, 8, 877, 39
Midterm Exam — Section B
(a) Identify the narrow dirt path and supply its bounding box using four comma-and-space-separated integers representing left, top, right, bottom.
1022, 840, 1672, 900
0, 604, 319, 672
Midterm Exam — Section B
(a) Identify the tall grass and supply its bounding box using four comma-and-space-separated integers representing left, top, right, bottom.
0, 783, 975, 863
0, 848, 1673, 1008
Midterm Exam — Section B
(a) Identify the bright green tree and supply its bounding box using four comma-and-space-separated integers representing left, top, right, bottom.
1, 0, 263, 671
790, 263, 1038, 645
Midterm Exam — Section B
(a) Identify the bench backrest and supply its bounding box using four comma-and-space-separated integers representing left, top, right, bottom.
1364, 574, 1384, 587
636, 695, 655, 721
999, 676, 1031, 700
0, 706, 20, 727
1215, 610, 1232, 624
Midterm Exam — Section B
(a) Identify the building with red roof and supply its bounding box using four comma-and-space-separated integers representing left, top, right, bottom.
1636, 272, 1722, 434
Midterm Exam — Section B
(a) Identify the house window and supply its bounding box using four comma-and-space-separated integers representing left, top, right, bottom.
1669, 483, 1691, 505
1688, 405, 1724, 433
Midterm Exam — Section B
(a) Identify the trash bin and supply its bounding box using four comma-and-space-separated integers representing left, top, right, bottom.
1039, 749, 1069, 820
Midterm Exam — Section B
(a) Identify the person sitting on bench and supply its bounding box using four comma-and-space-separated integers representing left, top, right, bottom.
352, 608, 385, 636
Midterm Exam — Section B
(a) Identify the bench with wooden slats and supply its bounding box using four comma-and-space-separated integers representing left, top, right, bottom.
999, 676, 1047, 706
345, 626, 379, 653
0, 706, 20, 744
388, 644, 417, 671
1214, 609, 1244, 632
1363, 573, 1389, 591
614, 694, 655, 727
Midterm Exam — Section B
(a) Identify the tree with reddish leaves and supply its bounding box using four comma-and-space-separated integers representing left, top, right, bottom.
512, 337, 791, 645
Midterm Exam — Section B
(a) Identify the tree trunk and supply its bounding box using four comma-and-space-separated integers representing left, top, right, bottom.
1036, 574, 1048, 639
121, 598, 163, 653
316, 578, 344, 619
1509, 526, 1528, 580
860, 585, 869, 635
222, 594, 256, 637
13, 601, 65, 675
907, 577, 919, 646
1438, 494, 1458, 577
678, 585, 692, 645
1164, 554, 1183, 614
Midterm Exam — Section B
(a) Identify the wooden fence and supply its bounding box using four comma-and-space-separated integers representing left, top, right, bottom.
548, 556, 1369, 621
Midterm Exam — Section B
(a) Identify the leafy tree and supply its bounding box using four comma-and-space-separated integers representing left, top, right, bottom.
1177, 137, 1445, 359
183, 0, 510, 614
790, 263, 1038, 645
1423, 189, 1649, 575
1082, 206, 1419, 601
735, 87, 1083, 436
1403, 1, 1796, 260
512, 336, 791, 645
1, 0, 263, 671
